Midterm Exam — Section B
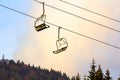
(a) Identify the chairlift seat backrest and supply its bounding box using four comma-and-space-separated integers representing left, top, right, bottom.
56, 38, 68, 49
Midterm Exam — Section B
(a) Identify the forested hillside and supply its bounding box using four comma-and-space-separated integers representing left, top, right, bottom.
0, 58, 69, 80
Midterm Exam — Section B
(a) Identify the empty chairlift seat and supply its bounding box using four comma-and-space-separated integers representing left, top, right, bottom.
53, 38, 68, 54
34, 15, 49, 31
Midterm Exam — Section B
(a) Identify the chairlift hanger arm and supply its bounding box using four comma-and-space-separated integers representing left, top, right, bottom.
42, 2, 45, 16
53, 26, 68, 54
58, 27, 61, 40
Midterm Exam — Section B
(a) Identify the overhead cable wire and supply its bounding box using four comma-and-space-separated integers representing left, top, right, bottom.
0, 4, 120, 50
0, 4, 36, 19
59, 0, 120, 23
33, 0, 120, 33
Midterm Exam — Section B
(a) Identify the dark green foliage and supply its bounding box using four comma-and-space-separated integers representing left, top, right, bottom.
94, 65, 104, 80
87, 59, 112, 80
87, 58, 96, 80
76, 73, 80, 80
0, 57, 117, 80
71, 76, 75, 80
84, 74, 87, 80
0, 59, 70, 80
118, 77, 120, 80
104, 69, 111, 80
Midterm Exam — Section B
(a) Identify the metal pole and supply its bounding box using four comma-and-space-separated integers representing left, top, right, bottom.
58, 27, 61, 40
43, 2, 45, 15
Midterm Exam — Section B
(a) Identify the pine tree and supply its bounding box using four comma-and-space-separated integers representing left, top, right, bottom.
71, 76, 75, 80
76, 73, 80, 80
94, 65, 104, 80
87, 58, 96, 80
84, 74, 87, 80
118, 76, 120, 80
104, 69, 111, 80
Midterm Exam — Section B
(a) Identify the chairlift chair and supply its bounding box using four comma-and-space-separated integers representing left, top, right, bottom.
34, 2, 49, 32
53, 38, 68, 54
53, 27, 68, 54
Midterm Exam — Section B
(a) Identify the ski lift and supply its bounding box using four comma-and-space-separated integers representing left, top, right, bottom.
53, 27, 68, 54
34, 2, 49, 31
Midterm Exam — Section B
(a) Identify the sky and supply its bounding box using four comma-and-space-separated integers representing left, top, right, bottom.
0, 0, 120, 79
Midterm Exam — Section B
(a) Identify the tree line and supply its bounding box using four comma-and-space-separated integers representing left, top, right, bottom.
0, 56, 119, 80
